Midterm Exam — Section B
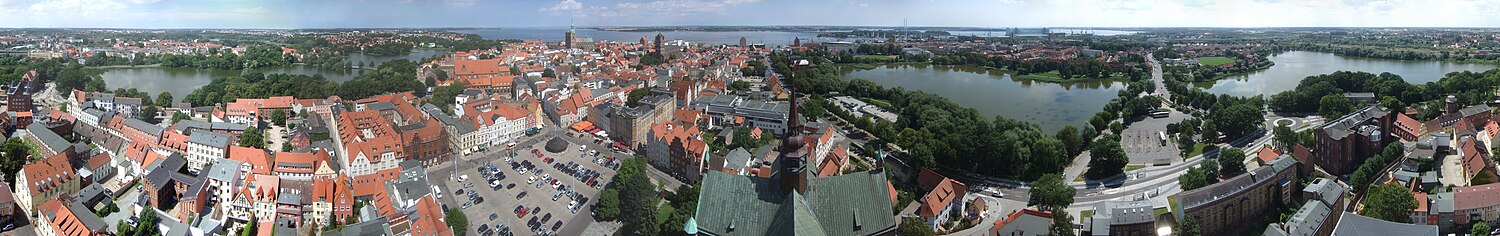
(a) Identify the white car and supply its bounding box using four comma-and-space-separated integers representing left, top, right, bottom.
986, 188, 1004, 197
528, 176, 537, 184
579, 145, 586, 151
458, 175, 469, 182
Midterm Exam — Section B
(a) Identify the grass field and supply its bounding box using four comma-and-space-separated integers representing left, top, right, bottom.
855, 55, 898, 60
859, 98, 896, 111
1186, 143, 1210, 157
1014, 70, 1131, 83
1196, 57, 1236, 66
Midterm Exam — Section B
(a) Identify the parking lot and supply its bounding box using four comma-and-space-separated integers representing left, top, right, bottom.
437, 134, 622, 236
1121, 109, 1188, 165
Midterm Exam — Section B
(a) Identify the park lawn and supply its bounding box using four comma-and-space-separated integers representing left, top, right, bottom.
1014, 70, 1064, 82
855, 55, 898, 60
859, 98, 896, 111
1196, 57, 1236, 67
1015, 70, 1132, 83
1186, 143, 1210, 157
1080, 210, 1094, 219
657, 204, 677, 225
1125, 165, 1147, 172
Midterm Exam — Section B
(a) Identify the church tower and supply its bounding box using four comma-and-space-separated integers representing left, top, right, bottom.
564, 22, 576, 49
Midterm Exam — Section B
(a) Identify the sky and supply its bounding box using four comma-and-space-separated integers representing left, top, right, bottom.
2, 0, 1500, 28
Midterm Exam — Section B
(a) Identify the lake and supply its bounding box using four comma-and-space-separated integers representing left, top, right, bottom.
100, 65, 368, 103
838, 64, 1125, 131
98, 49, 447, 103
455, 28, 822, 46
1195, 51, 1500, 96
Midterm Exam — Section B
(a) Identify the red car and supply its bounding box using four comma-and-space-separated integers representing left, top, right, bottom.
515, 205, 528, 218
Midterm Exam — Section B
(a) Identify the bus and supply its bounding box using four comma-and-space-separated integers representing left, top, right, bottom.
1150, 110, 1170, 118
1158, 131, 1168, 146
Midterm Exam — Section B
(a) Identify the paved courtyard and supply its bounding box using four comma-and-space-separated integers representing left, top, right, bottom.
1121, 109, 1188, 165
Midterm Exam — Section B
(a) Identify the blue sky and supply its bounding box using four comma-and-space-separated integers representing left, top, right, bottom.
3, 0, 1500, 28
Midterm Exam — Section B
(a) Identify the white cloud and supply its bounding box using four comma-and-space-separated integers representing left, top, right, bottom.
128, 0, 161, 4
541, 0, 583, 12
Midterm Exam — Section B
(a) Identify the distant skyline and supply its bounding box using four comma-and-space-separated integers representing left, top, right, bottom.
3, 0, 1500, 29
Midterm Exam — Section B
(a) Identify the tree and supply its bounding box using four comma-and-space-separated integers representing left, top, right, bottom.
1176, 216, 1201, 236
617, 158, 660, 236
238, 128, 265, 148
171, 112, 190, 124
1474, 222, 1492, 236
729, 80, 752, 91
85, 77, 108, 92
1218, 148, 1247, 178
118, 220, 135, 236
1028, 173, 1075, 211
136, 208, 161, 236
1380, 96, 1405, 112
1086, 139, 1128, 179
626, 88, 652, 107
271, 109, 288, 126
543, 68, 556, 78
1272, 124, 1298, 151
1056, 126, 1085, 157
1050, 210, 1076, 236
445, 209, 468, 236
1179, 167, 1208, 191
157, 92, 174, 107
899, 217, 936, 236
1207, 103, 1263, 139
1201, 158, 1220, 183
1363, 183, 1418, 223
1319, 94, 1353, 119
595, 188, 620, 220
140, 106, 160, 123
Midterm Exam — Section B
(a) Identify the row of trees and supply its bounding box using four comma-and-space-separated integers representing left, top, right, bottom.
1349, 142, 1406, 189
158, 45, 296, 70
179, 59, 427, 107
594, 157, 687, 235
1178, 148, 1249, 191
1268, 70, 1500, 121
925, 51, 1150, 81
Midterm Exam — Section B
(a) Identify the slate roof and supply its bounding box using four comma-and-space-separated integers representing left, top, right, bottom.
1266, 201, 1331, 236
1179, 155, 1297, 210
694, 170, 896, 236
1303, 178, 1345, 208
1332, 212, 1437, 236
123, 118, 164, 135
26, 123, 71, 154
1318, 106, 1388, 141
324, 217, 392, 236
188, 131, 231, 148
724, 148, 752, 171
421, 104, 476, 134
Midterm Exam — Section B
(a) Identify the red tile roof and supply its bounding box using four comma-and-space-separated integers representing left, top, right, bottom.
917, 177, 966, 217
229, 146, 274, 175
21, 152, 75, 195
337, 110, 404, 162
1454, 182, 1500, 211
454, 59, 503, 77
1256, 147, 1283, 164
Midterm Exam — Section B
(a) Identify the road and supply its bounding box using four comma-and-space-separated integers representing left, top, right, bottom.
1147, 53, 1169, 101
